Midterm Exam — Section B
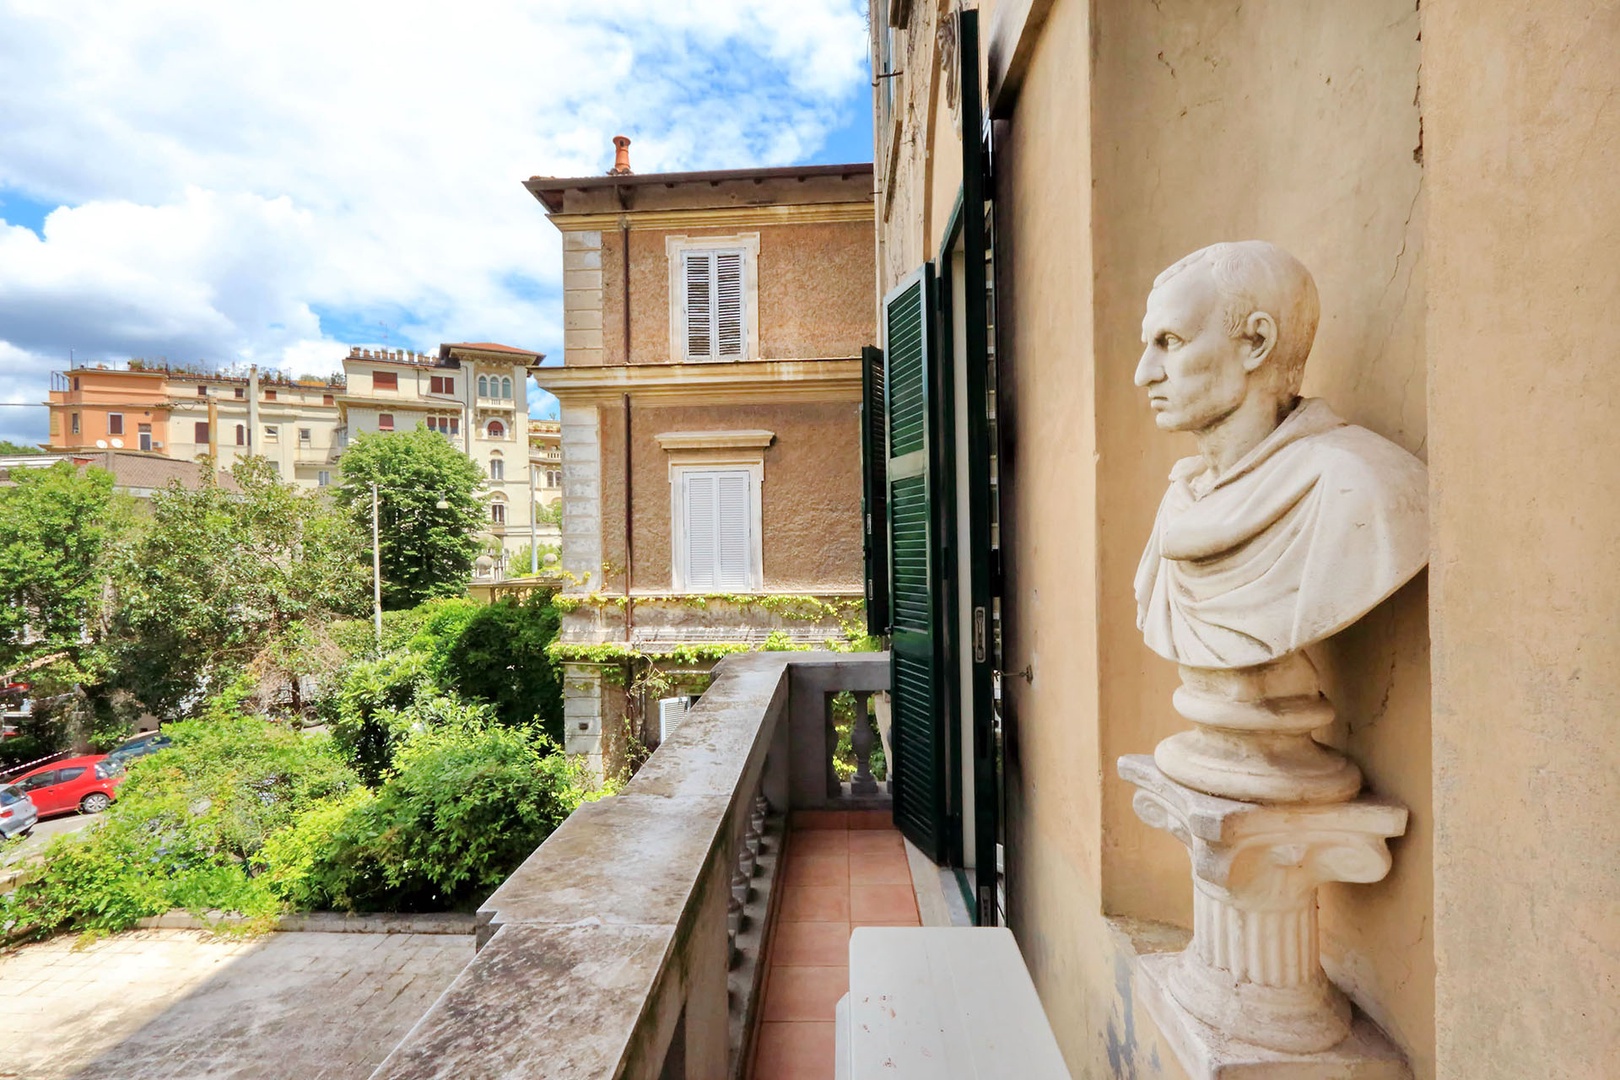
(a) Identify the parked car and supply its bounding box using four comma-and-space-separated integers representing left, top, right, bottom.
106, 731, 173, 767
0, 783, 37, 839
11, 755, 126, 817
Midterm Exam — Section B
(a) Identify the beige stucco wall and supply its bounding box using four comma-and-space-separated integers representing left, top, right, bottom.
593, 400, 865, 594
1086, 3, 1434, 1074
1424, 3, 1620, 1077
597, 221, 872, 365
877, 0, 1446, 1075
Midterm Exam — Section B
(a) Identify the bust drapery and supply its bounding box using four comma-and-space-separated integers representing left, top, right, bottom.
1134, 396, 1428, 669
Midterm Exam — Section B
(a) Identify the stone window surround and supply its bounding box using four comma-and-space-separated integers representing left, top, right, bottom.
665, 233, 761, 364
658, 429, 775, 592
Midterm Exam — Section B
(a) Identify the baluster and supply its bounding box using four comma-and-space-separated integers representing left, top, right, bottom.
850, 693, 879, 795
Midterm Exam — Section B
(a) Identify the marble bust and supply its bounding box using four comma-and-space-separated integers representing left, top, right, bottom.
1132, 242, 1428, 670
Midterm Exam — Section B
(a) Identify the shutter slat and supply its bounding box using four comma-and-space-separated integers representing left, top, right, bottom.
887, 280, 927, 456
884, 264, 947, 864
715, 252, 745, 357
685, 252, 714, 359
714, 471, 751, 587
684, 473, 717, 588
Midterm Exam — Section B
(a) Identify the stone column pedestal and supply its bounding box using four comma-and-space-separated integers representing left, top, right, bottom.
1120, 755, 1407, 1055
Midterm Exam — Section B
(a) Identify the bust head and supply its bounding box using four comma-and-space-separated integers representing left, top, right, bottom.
1135, 241, 1320, 437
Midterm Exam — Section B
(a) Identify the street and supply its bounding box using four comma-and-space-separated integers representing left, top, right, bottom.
1, 811, 96, 873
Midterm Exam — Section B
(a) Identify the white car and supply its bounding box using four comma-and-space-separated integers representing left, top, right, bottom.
0, 783, 38, 840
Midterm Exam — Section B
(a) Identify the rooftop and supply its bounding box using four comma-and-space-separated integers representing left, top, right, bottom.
525, 162, 874, 214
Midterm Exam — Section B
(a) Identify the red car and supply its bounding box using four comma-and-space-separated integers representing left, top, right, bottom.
11, 755, 126, 817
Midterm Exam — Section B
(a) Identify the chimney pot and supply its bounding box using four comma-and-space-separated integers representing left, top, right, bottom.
610, 135, 633, 176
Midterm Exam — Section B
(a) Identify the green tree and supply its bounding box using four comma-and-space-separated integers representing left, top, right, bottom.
0, 438, 42, 455
442, 593, 564, 743
103, 457, 369, 716
0, 461, 125, 675
335, 427, 485, 609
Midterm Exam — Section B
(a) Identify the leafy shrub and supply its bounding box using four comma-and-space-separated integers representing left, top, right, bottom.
323, 650, 431, 785
441, 594, 563, 742
1, 715, 357, 941
266, 712, 594, 912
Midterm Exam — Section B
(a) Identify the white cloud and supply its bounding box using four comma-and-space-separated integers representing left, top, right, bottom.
0, 0, 870, 445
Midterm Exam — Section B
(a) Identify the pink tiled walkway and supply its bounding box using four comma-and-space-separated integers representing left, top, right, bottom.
749, 811, 921, 1080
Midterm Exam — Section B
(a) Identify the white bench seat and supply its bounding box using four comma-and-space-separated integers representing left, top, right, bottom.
836, 926, 1072, 1079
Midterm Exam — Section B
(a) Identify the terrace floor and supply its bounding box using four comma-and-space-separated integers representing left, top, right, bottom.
750, 810, 923, 1080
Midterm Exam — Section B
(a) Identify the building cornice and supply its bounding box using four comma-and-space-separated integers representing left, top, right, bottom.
529, 359, 861, 405
654, 429, 776, 451
547, 202, 873, 233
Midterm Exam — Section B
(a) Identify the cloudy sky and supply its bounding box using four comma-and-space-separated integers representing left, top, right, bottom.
0, 0, 873, 445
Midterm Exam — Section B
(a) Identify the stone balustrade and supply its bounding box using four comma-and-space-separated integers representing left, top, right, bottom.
368, 650, 890, 1080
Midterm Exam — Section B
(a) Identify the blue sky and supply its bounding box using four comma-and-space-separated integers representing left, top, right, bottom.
0, 0, 873, 444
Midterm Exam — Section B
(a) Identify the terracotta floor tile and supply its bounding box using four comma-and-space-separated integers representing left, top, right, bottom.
846, 830, 905, 856
771, 920, 852, 967
753, 1021, 836, 1080
848, 851, 912, 886
846, 810, 894, 830
763, 965, 849, 1022
783, 852, 849, 888
850, 884, 919, 925
789, 829, 848, 857
778, 885, 851, 922
792, 810, 849, 830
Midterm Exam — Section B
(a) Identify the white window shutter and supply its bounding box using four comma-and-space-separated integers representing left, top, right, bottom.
684, 252, 714, 359
714, 472, 752, 587
658, 697, 690, 742
715, 252, 745, 358
683, 472, 718, 588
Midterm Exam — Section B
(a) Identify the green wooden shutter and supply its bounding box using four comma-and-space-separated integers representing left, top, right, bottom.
885, 265, 949, 863
956, 6, 1000, 925
861, 345, 890, 636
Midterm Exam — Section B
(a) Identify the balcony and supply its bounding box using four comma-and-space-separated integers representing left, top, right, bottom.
476, 395, 516, 412
368, 650, 893, 1080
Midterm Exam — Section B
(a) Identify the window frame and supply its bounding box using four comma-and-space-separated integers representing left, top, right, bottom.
377, 413, 395, 432
489, 456, 504, 481
489, 499, 507, 526
107, 413, 124, 436
195, 421, 209, 444
372, 371, 398, 391
666, 233, 761, 363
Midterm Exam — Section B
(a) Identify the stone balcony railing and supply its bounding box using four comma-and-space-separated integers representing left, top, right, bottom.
368, 651, 890, 1080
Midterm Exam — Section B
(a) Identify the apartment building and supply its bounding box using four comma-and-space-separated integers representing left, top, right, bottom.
46, 366, 173, 453
164, 370, 343, 487
525, 139, 874, 776
46, 364, 343, 489
337, 343, 543, 556
528, 419, 562, 511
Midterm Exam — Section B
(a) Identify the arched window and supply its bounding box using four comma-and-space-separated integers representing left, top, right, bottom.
487, 419, 506, 439
489, 457, 504, 481
501, 376, 512, 399
235, 424, 246, 446
478, 375, 489, 397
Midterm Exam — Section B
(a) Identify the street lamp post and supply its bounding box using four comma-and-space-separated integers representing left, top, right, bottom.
371, 481, 382, 649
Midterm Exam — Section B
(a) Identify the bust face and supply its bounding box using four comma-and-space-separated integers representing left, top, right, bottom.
1135, 266, 1261, 434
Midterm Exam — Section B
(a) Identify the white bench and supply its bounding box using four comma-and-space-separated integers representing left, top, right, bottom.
836, 927, 1072, 1079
